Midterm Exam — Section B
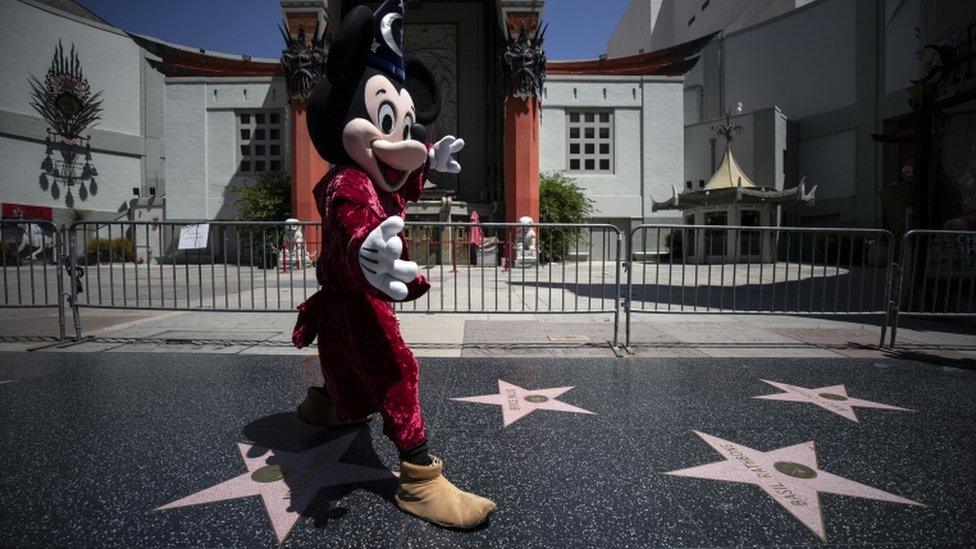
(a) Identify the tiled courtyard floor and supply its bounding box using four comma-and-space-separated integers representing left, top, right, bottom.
1, 353, 974, 547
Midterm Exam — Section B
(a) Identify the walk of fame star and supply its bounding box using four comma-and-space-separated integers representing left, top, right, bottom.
156, 430, 394, 543
754, 379, 915, 422
665, 431, 922, 540
452, 379, 595, 426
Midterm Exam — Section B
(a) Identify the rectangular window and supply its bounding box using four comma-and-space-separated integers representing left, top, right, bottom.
566, 109, 614, 173
237, 109, 285, 173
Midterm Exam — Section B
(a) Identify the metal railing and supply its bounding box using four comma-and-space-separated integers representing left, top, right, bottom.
63, 220, 623, 345
625, 224, 896, 348
1, 219, 67, 340
66, 220, 323, 318
885, 229, 976, 347
14, 219, 964, 352
399, 221, 622, 316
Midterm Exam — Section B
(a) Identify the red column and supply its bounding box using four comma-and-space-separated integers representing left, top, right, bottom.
290, 99, 328, 223
504, 95, 540, 224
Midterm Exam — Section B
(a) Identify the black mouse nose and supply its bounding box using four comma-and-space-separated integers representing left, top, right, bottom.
411, 123, 428, 145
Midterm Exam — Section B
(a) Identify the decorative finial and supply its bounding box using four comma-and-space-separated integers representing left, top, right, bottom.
715, 108, 743, 147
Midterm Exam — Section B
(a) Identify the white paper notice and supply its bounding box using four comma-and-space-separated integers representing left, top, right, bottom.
178, 224, 210, 250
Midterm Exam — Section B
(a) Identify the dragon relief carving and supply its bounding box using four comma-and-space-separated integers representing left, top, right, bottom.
279, 19, 327, 102
502, 22, 547, 100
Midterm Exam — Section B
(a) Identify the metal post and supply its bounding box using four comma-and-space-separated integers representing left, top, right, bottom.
613, 229, 622, 349
68, 225, 82, 340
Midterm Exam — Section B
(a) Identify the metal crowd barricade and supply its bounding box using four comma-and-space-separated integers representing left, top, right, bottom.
885, 229, 976, 347
0, 219, 67, 340
66, 220, 324, 339
64, 220, 623, 346
625, 224, 896, 348
399, 221, 624, 346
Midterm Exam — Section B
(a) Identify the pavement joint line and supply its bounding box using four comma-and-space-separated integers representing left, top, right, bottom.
84, 310, 186, 336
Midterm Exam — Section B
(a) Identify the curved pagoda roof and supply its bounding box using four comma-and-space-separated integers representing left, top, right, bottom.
705, 146, 757, 190
652, 145, 816, 212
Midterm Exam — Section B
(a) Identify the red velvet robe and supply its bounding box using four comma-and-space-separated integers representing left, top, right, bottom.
293, 162, 430, 452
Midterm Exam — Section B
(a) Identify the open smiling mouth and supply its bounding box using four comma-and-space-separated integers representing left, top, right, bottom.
375, 157, 406, 187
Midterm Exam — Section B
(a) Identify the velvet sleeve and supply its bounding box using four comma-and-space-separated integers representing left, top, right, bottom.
330, 193, 392, 301
331, 184, 429, 302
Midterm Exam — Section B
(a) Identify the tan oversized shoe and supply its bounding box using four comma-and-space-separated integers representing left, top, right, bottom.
296, 387, 370, 427
395, 455, 496, 529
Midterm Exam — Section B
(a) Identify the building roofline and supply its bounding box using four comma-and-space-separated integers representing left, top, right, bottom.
18, 0, 128, 37
547, 31, 717, 76
129, 33, 282, 77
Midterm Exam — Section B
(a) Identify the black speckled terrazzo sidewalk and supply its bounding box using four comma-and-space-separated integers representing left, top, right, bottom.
0, 352, 974, 547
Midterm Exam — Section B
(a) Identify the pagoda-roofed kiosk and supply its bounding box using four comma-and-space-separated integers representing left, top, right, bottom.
652, 114, 816, 263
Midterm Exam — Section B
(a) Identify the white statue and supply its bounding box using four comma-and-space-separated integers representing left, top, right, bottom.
280, 218, 313, 268
514, 215, 538, 267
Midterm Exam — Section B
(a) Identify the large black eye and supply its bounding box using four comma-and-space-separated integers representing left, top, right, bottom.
378, 102, 396, 134
403, 114, 413, 141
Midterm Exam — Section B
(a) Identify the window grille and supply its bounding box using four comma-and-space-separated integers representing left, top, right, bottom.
238, 110, 284, 173
566, 110, 614, 173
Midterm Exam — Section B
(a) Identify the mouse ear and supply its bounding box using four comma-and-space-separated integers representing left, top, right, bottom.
326, 5, 373, 86
404, 56, 441, 125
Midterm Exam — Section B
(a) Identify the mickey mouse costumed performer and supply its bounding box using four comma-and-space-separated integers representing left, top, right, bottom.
290, 0, 495, 528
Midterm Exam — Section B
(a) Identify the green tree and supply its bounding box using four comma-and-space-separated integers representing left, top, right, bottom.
538, 171, 594, 262
230, 171, 292, 268
231, 171, 291, 221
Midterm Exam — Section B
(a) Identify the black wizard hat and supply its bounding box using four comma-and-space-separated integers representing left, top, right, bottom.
366, 0, 406, 82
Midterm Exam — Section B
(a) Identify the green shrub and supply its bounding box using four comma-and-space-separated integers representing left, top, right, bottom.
87, 237, 134, 262
538, 171, 594, 262
231, 171, 291, 222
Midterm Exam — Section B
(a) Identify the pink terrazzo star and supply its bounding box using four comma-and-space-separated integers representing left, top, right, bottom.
156, 430, 393, 543
754, 379, 915, 422
452, 379, 595, 426
666, 431, 922, 540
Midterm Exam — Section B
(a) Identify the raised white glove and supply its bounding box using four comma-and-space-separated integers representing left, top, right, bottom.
428, 135, 465, 174
358, 216, 418, 301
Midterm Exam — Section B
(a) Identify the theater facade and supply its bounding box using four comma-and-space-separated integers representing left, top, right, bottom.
1, 0, 703, 242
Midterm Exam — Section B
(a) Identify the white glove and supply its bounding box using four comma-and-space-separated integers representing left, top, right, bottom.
359, 216, 418, 301
428, 135, 464, 173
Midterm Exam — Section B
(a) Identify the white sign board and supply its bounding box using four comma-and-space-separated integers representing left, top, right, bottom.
178, 224, 210, 250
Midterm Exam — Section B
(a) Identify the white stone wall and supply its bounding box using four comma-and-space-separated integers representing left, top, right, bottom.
606, 0, 813, 58
0, 0, 152, 223
540, 75, 684, 224
0, 135, 142, 213
721, 0, 856, 120
684, 106, 788, 192
797, 130, 856, 201
0, 1, 142, 136
164, 77, 289, 220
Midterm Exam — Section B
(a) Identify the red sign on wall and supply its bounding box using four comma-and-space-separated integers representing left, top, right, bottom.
2, 203, 53, 221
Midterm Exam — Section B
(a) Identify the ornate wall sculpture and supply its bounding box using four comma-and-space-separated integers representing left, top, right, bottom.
279, 20, 327, 102
29, 41, 103, 208
502, 22, 547, 100
404, 23, 458, 192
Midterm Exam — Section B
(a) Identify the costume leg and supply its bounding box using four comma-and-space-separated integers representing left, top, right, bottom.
310, 292, 426, 451
312, 293, 494, 528
358, 294, 427, 452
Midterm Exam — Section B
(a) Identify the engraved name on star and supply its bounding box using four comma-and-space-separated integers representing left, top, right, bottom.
156, 430, 394, 543
665, 431, 922, 541
754, 379, 915, 422
452, 379, 595, 427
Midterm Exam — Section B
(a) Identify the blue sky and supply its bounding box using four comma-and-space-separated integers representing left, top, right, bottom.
75, 0, 631, 61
